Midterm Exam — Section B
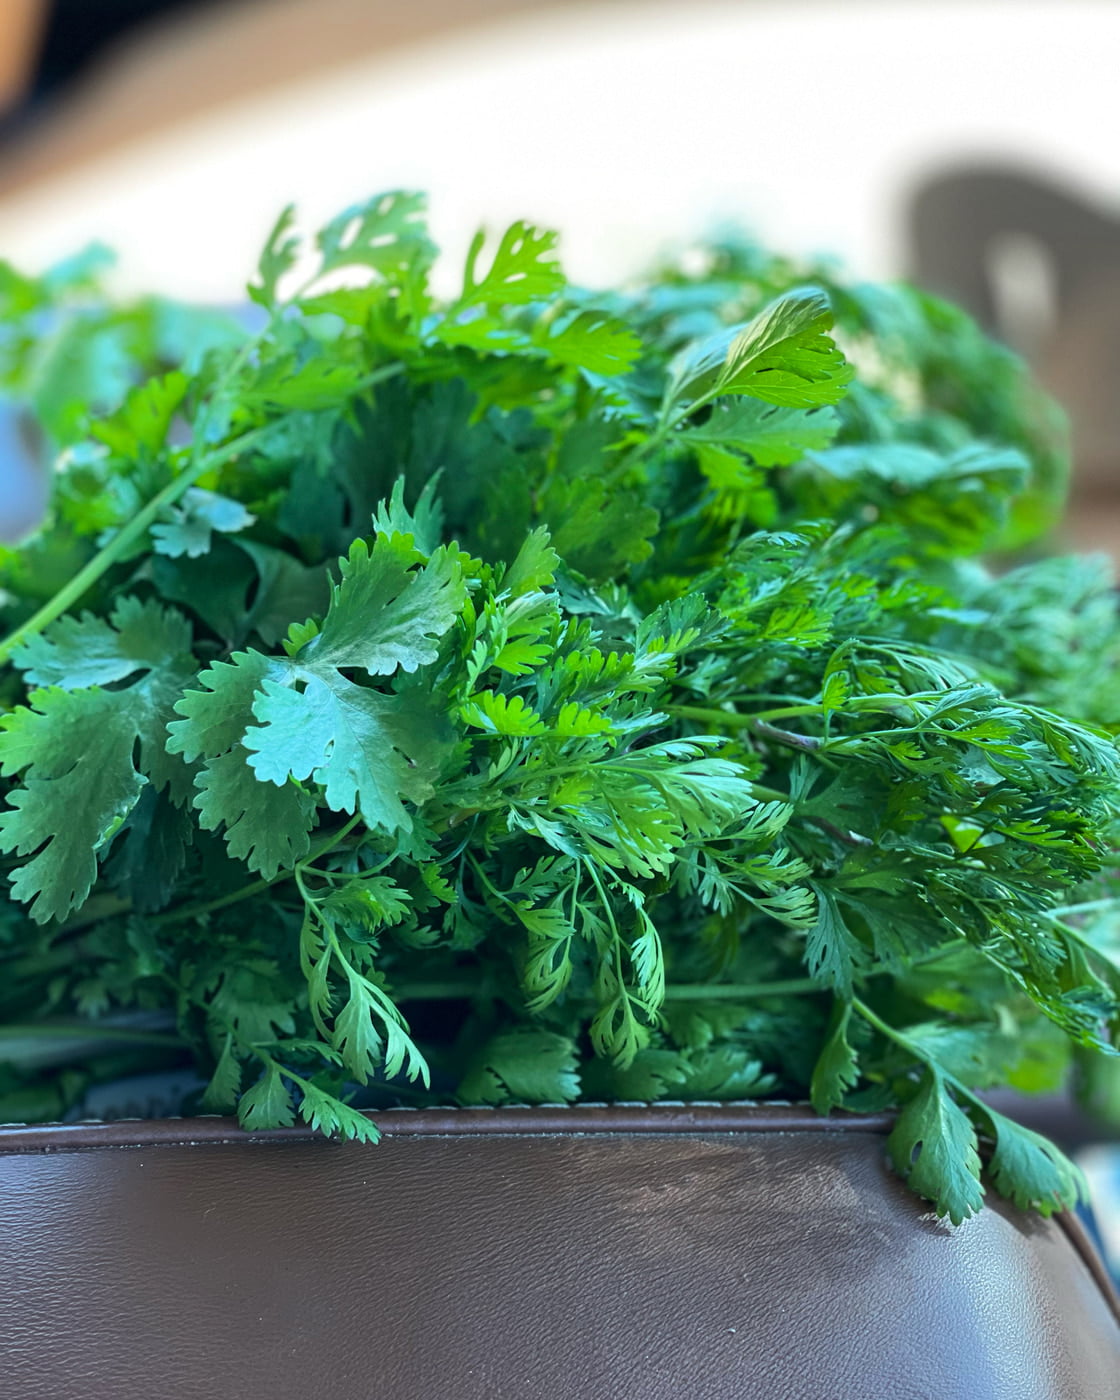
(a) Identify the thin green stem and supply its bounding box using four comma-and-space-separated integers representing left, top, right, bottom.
392, 977, 821, 1003
153, 813, 363, 926
0, 1022, 184, 1047
668, 703, 824, 727
0, 424, 271, 665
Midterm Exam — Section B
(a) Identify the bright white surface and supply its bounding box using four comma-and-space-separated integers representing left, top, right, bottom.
0, 0, 1117, 297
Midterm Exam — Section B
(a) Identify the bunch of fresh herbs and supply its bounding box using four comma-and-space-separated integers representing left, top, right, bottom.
1, 193, 1118, 1224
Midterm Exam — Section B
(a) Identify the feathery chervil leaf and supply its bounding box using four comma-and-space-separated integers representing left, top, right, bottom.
458, 220, 564, 308
667, 287, 852, 411
810, 1000, 860, 1114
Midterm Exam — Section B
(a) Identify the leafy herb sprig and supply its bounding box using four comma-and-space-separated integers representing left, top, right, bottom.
1, 192, 1118, 1223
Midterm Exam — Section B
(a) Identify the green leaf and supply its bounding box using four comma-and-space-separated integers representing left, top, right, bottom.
244, 674, 448, 832
167, 649, 281, 762
296, 1081, 381, 1143
91, 369, 189, 457
1, 599, 198, 919
12, 595, 194, 692
504, 527, 560, 596
977, 1103, 1086, 1217
682, 400, 839, 465
249, 202, 300, 308
536, 310, 642, 375
0, 688, 146, 922
237, 1063, 296, 1130
803, 886, 867, 998
667, 287, 852, 412
459, 1030, 580, 1104
315, 190, 433, 282
460, 690, 547, 736
193, 750, 316, 878
887, 1067, 985, 1224
810, 1000, 859, 1113
458, 220, 565, 309
300, 533, 465, 676
321, 877, 412, 936
151, 488, 255, 559
201, 1034, 242, 1112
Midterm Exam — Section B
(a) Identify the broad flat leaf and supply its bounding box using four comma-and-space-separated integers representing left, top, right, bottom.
13, 595, 194, 692
887, 1067, 985, 1224
683, 400, 839, 465
244, 672, 449, 832
458, 221, 565, 309
810, 999, 859, 1113
300, 533, 465, 675
371, 477, 445, 558
1, 599, 199, 919
167, 649, 282, 762
980, 1104, 1086, 1216
151, 487, 255, 559
193, 749, 316, 878
103, 785, 193, 913
0, 687, 146, 922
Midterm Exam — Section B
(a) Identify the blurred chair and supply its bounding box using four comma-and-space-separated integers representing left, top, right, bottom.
909, 165, 1120, 551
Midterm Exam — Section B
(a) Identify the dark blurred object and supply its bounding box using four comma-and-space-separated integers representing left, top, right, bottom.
909, 165, 1120, 549
0, 0, 219, 138
0, 0, 561, 198
0, 0, 45, 117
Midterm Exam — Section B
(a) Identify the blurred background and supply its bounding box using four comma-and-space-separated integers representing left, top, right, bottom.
0, 0, 1119, 1267
0, 0, 1119, 550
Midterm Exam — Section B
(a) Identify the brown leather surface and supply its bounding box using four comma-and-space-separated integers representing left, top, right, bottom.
1, 1106, 1117, 1399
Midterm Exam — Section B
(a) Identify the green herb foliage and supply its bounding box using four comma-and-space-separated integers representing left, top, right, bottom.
1, 194, 1118, 1223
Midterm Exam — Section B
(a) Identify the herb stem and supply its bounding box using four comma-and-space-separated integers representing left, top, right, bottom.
392, 977, 821, 1002
0, 1022, 184, 1047
0, 424, 272, 665
153, 813, 364, 926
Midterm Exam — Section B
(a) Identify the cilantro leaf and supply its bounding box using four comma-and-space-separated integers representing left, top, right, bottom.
0, 687, 147, 922
809, 999, 860, 1114
300, 534, 465, 675
151, 487, 255, 559
245, 674, 447, 833
194, 750, 315, 879
887, 1067, 985, 1224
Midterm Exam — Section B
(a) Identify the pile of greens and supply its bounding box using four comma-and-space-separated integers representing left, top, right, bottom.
2, 193, 1118, 1223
